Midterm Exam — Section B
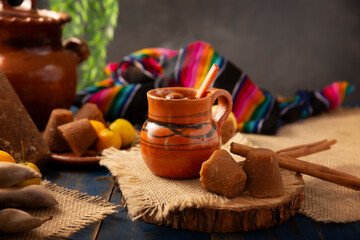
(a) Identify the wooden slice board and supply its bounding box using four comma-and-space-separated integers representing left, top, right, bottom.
123, 169, 304, 233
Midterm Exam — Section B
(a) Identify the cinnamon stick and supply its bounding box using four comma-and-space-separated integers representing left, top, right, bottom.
230, 142, 360, 191
276, 139, 337, 158
195, 63, 219, 98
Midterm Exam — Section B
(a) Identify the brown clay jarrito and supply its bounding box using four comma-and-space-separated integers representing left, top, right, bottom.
140, 87, 233, 179
0, 0, 89, 130
243, 148, 284, 198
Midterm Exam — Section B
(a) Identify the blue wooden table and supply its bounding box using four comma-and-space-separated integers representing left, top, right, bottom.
42, 161, 360, 240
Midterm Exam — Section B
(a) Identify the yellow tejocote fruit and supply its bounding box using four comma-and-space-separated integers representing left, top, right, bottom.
89, 120, 107, 135
14, 162, 41, 187
109, 118, 136, 148
95, 128, 122, 152
0, 150, 16, 163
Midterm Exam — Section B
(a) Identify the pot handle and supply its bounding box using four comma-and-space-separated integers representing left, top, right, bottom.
208, 88, 233, 128
63, 37, 90, 64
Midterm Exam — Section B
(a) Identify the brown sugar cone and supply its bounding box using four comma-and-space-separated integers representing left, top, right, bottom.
57, 118, 98, 157
200, 149, 247, 198
74, 102, 107, 126
0, 71, 50, 167
43, 109, 73, 152
243, 148, 284, 198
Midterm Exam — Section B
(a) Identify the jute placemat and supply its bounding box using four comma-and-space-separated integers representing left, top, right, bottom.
243, 106, 360, 222
0, 180, 119, 240
100, 134, 253, 222
100, 107, 360, 224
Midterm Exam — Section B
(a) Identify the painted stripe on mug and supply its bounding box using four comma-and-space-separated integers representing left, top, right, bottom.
143, 121, 217, 139
148, 110, 210, 119
140, 140, 219, 151
140, 135, 217, 147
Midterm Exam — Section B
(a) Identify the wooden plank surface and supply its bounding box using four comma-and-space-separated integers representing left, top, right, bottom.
42, 162, 113, 240
42, 161, 360, 240
99, 188, 209, 240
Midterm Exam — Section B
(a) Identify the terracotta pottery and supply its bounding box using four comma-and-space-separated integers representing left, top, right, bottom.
140, 87, 233, 179
0, 0, 89, 130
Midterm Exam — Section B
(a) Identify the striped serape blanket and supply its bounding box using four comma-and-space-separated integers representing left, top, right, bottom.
74, 41, 354, 134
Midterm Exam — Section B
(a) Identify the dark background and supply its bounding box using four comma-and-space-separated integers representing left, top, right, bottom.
38, 0, 359, 104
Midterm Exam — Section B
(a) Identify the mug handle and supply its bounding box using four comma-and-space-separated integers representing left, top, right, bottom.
208, 88, 233, 128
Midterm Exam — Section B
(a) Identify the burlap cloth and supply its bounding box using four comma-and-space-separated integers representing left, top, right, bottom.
243, 106, 360, 222
0, 180, 119, 240
100, 106, 360, 226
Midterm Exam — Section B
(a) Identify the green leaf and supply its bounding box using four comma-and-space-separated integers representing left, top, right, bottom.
49, 0, 119, 90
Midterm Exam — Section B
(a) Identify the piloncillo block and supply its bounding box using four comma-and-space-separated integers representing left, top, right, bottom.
0, 71, 50, 167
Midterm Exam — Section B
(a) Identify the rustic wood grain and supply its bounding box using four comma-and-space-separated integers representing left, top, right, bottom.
41, 160, 360, 239
121, 169, 304, 233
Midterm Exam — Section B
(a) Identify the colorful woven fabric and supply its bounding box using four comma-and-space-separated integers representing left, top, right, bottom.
75, 41, 354, 134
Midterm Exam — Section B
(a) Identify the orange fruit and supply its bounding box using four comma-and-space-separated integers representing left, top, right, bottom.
95, 129, 122, 152
89, 120, 106, 135
109, 118, 136, 148
0, 150, 16, 163
14, 162, 41, 187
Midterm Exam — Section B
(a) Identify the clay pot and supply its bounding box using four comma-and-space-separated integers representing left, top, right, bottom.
0, 0, 89, 130
140, 87, 233, 179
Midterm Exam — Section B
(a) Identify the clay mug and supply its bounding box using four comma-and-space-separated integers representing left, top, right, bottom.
0, 0, 90, 130
140, 87, 233, 179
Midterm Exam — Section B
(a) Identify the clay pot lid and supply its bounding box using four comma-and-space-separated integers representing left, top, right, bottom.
0, 0, 71, 26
